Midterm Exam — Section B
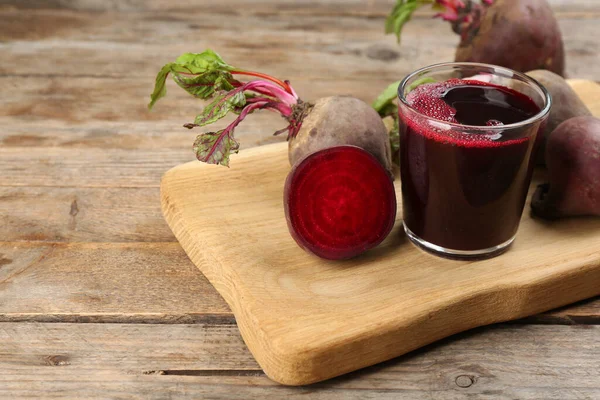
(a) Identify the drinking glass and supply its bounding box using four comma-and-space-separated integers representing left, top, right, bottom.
397, 62, 551, 258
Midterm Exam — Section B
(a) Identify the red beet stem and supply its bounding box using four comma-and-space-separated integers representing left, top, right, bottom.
284, 146, 397, 260
231, 70, 296, 97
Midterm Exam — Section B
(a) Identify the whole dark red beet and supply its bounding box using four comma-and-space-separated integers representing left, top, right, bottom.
531, 117, 600, 219
454, 0, 565, 76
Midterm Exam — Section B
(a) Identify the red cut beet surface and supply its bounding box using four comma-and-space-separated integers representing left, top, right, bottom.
284, 146, 397, 260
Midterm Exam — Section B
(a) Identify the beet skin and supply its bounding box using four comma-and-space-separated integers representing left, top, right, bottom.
532, 117, 600, 219
526, 70, 592, 165
288, 96, 393, 177
455, 0, 565, 76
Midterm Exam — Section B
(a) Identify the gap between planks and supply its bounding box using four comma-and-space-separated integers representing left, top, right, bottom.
0, 313, 237, 325
141, 369, 264, 377
1, 311, 598, 325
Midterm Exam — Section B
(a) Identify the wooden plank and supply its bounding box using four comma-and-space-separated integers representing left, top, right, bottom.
0, 120, 284, 149
0, 13, 597, 82
0, 7, 598, 121
0, 323, 598, 399
0, 242, 231, 321
0, 118, 289, 152
0, 322, 256, 371
0, 8, 460, 85
0, 148, 188, 188
0, 138, 281, 188
0, 242, 597, 323
0, 187, 174, 242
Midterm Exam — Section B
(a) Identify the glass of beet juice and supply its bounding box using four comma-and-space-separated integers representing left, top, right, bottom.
397, 63, 551, 258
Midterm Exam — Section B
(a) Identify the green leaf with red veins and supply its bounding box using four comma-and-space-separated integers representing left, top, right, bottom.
148, 49, 238, 109
148, 63, 179, 109
194, 90, 247, 127
149, 49, 303, 167
175, 50, 234, 73
172, 70, 237, 100
193, 131, 240, 167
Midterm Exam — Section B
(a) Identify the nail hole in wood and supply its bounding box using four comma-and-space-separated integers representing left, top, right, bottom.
455, 374, 476, 388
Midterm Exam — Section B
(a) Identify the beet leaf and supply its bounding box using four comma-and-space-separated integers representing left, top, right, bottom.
148, 50, 239, 108
372, 80, 402, 117
193, 89, 247, 127
149, 49, 306, 167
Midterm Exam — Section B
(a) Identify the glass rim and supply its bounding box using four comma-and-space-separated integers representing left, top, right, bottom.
397, 61, 552, 131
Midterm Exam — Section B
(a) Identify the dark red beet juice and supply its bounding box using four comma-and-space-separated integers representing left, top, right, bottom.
399, 79, 542, 252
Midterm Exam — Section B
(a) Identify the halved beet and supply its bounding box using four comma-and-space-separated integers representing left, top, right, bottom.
284, 146, 397, 260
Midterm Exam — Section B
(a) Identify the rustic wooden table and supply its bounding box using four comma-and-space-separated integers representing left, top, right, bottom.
1, 0, 599, 398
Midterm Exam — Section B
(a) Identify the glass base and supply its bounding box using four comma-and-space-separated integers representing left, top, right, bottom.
403, 222, 515, 260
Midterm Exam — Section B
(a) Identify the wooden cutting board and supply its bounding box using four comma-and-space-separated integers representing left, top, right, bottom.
161, 80, 600, 386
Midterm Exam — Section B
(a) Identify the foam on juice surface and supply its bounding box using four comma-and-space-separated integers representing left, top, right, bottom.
404, 79, 538, 148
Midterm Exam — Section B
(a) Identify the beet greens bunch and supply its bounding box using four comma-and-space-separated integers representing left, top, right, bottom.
148, 50, 310, 166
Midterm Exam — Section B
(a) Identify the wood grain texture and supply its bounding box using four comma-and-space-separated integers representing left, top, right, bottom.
0, 1, 598, 132
0, 243, 230, 321
0, 148, 189, 188
0, 323, 598, 399
0, 187, 174, 242
0, 120, 283, 150
161, 82, 600, 385
0, 242, 597, 324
